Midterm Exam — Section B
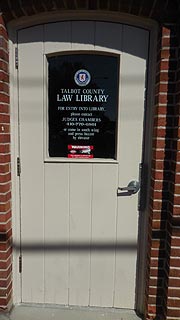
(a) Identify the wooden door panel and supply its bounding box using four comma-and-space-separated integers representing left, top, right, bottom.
18, 21, 149, 308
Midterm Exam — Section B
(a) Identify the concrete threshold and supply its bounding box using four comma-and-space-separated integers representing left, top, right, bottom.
0, 305, 142, 320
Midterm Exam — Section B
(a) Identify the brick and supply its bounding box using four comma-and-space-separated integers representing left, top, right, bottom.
0, 228, 12, 239
153, 116, 166, 127
167, 298, 180, 308
0, 201, 11, 212
172, 206, 180, 215
154, 105, 167, 115
148, 286, 164, 295
0, 104, 9, 113
147, 304, 157, 316
0, 164, 10, 173
0, 247, 12, 260
0, 82, 9, 94
0, 288, 12, 307
151, 211, 167, 221
0, 114, 10, 123
0, 192, 11, 202
167, 308, 180, 317
162, 27, 171, 37
0, 134, 10, 143
0, 144, 10, 153
152, 149, 165, 160
177, 141, 180, 150
0, 61, 8, 73
149, 277, 163, 287
174, 181, 180, 193
177, 152, 180, 162
0, 220, 11, 232
151, 239, 165, 249
0, 25, 8, 41
155, 93, 168, 104
168, 278, 180, 287
175, 174, 180, 184
152, 170, 164, 180
153, 127, 166, 138
157, 71, 169, 82
161, 37, 171, 47
0, 265, 12, 279
173, 195, 180, 205
151, 190, 169, 200
0, 182, 11, 193
0, 123, 10, 134
0, 242, 10, 251
0, 287, 12, 305
0, 124, 9, 134
0, 37, 8, 52
151, 200, 163, 211
152, 220, 166, 229
0, 72, 9, 83
151, 190, 165, 200
0, 298, 7, 305
0, 256, 11, 269
0, 210, 11, 222
169, 258, 180, 267
150, 249, 160, 258
0, 13, 11, 311
150, 248, 164, 258
172, 227, 180, 237
143, 20, 179, 320
0, 173, 11, 183
0, 282, 12, 297
0, 274, 11, 287
150, 258, 164, 268
171, 237, 180, 246
152, 139, 166, 149
0, 49, 8, 62
152, 159, 165, 170
169, 268, 180, 277
151, 180, 164, 190
160, 49, 170, 59
0, 154, 10, 163
147, 295, 163, 305
160, 60, 170, 71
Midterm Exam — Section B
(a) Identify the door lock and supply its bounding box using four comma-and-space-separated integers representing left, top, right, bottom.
118, 180, 140, 195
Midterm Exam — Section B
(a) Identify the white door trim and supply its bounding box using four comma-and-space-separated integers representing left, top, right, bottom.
9, 13, 157, 314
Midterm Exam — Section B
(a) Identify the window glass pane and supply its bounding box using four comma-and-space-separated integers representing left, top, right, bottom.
48, 53, 119, 159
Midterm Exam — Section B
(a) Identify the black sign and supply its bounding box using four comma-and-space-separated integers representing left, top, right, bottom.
48, 53, 119, 159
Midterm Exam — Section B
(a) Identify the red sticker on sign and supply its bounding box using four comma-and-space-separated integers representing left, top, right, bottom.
68, 145, 94, 158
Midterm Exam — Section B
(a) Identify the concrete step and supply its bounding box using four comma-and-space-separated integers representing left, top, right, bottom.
0, 305, 142, 320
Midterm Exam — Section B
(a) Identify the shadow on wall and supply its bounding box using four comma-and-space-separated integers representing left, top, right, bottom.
13, 241, 137, 253
16, 21, 149, 60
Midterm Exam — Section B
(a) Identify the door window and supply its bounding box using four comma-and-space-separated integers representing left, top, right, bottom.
48, 53, 119, 159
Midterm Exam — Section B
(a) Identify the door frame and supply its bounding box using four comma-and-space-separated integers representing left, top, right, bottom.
9, 12, 158, 314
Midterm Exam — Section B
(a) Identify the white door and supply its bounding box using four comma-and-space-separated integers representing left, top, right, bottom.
17, 21, 148, 309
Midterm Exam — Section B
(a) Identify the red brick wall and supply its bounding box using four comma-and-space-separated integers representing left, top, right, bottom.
166, 28, 180, 320
0, 2, 179, 318
0, 15, 12, 311
146, 25, 180, 320
145, 25, 170, 320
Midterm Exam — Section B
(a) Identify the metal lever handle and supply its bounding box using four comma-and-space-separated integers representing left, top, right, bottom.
118, 180, 140, 194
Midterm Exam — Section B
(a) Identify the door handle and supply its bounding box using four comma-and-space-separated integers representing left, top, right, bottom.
118, 180, 140, 195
